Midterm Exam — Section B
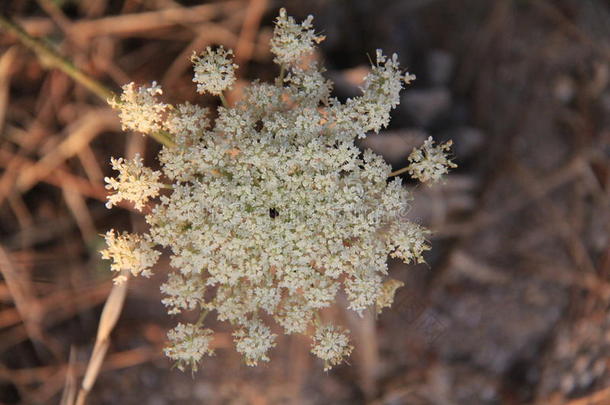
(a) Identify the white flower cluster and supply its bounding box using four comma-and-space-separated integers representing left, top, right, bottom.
233, 319, 277, 366
100, 230, 159, 284
108, 81, 167, 134
102, 9, 455, 371
104, 154, 163, 210
191, 46, 238, 96
407, 136, 457, 183
311, 324, 354, 372
270, 8, 324, 66
164, 323, 214, 372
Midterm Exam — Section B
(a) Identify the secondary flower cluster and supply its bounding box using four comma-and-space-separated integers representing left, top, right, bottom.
102, 9, 454, 372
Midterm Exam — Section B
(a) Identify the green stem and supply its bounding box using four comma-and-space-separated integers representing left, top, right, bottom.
0, 15, 113, 101
314, 311, 322, 326
195, 309, 209, 327
0, 15, 176, 148
150, 129, 176, 148
218, 92, 229, 108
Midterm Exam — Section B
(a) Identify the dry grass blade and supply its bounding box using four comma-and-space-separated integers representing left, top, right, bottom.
59, 346, 78, 405
70, 1, 243, 39
0, 15, 114, 101
234, 0, 268, 65
0, 282, 113, 353
16, 110, 120, 193
62, 181, 97, 241
0, 46, 17, 134
77, 146, 104, 184
0, 246, 44, 345
76, 340, 109, 405
346, 308, 379, 400
0, 147, 114, 205
75, 272, 129, 405
95, 276, 129, 342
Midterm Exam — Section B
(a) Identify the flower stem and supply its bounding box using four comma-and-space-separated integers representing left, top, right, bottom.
0, 15, 176, 148
219, 93, 229, 109
0, 15, 113, 101
195, 309, 209, 327
388, 165, 410, 178
151, 130, 176, 148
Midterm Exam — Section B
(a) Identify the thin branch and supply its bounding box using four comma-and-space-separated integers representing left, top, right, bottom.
388, 165, 410, 178
0, 15, 176, 148
0, 15, 112, 100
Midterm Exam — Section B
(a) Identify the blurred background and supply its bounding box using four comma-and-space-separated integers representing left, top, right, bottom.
0, 0, 609, 404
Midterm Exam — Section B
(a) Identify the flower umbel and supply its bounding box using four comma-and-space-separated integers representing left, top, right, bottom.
311, 324, 354, 371
100, 230, 160, 284
270, 8, 324, 67
191, 46, 238, 96
103, 9, 455, 372
407, 136, 457, 183
104, 153, 163, 211
164, 323, 214, 372
233, 319, 277, 367
108, 81, 167, 135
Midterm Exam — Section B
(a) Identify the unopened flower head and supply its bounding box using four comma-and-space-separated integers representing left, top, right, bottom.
102, 9, 454, 372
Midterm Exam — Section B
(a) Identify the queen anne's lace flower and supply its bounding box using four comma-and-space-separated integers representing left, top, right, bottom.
407, 136, 457, 183
191, 46, 238, 96
311, 324, 354, 371
108, 81, 167, 134
387, 222, 431, 264
233, 319, 277, 366
104, 154, 163, 210
102, 9, 455, 372
100, 230, 160, 283
161, 273, 207, 315
165, 102, 209, 144
164, 323, 214, 372
270, 8, 324, 67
